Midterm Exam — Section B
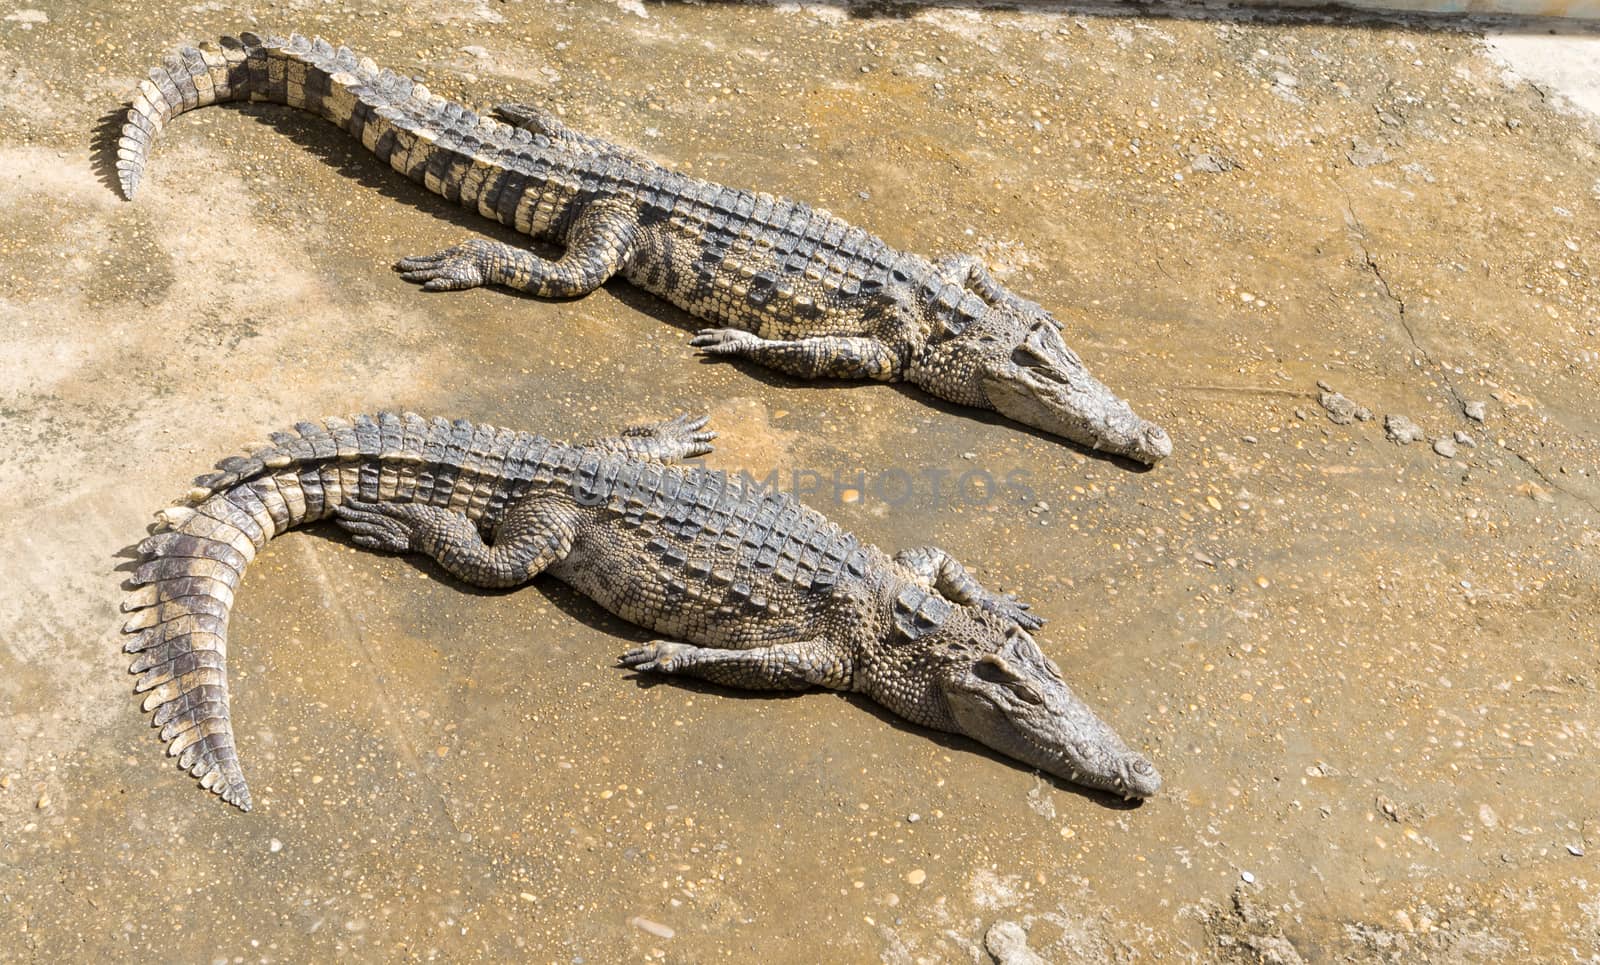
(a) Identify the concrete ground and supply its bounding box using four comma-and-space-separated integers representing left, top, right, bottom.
2, 1, 1598, 961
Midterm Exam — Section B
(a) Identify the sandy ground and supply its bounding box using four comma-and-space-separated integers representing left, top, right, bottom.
1, 1, 1598, 961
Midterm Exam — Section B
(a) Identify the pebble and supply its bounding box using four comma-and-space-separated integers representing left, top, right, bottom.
905, 868, 927, 885
907, 813, 921, 823
1463, 400, 1487, 422
1241, 870, 1256, 884
1384, 414, 1425, 445
1190, 153, 1234, 174
985, 920, 1048, 965
1432, 437, 1457, 458
629, 916, 675, 940
1242, 435, 1258, 444
269, 838, 283, 853
1454, 431, 1476, 448
961, 452, 977, 461
36, 793, 49, 809
1477, 803, 1499, 828
1569, 844, 1586, 857
1318, 390, 1370, 425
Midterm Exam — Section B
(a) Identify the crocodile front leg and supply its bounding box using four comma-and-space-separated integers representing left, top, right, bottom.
937, 253, 1053, 322
620, 638, 854, 691
395, 198, 640, 297
491, 103, 652, 164
690, 329, 902, 381
894, 545, 1044, 630
585, 413, 716, 464
334, 494, 579, 589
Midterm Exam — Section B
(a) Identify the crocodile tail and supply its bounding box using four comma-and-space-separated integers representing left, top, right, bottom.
121, 412, 542, 811
116, 32, 397, 200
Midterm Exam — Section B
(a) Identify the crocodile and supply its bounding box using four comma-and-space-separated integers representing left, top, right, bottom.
115, 32, 1172, 465
122, 412, 1162, 811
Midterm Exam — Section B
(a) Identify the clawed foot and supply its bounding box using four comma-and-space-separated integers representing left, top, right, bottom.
982, 594, 1045, 632
333, 500, 421, 553
395, 239, 501, 292
620, 640, 701, 674
689, 328, 759, 357
625, 413, 716, 460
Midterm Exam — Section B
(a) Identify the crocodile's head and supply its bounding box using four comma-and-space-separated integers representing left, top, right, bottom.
914, 304, 1171, 465
981, 317, 1170, 465
939, 618, 1161, 800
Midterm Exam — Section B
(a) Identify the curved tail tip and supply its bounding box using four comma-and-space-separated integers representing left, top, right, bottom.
217, 778, 253, 812
118, 167, 141, 201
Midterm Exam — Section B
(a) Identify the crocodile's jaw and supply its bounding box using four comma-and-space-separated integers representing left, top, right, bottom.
979, 322, 1171, 465
943, 629, 1161, 800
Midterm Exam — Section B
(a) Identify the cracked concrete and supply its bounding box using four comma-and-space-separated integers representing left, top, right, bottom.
1, 2, 1599, 962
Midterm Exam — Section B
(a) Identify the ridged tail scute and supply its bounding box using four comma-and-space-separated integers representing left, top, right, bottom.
118, 30, 556, 204
122, 412, 543, 811
116, 32, 399, 200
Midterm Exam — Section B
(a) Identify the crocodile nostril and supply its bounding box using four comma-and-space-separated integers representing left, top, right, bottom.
1132, 758, 1155, 776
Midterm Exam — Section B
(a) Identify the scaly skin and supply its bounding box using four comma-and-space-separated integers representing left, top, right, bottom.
122, 412, 1161, 811
115, 32, 1172, 464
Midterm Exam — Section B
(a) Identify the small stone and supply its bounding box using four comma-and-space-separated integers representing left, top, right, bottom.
1243, 435, 1258, 444
907, 813, 921, 823
961, 452, 977, 461
985, 920, 1048, 965
1384, 415, 1425, 445
905, 868, 927, 885
1568, 844, 1586, 857
269, 838, 283, 853
1294, 408, 1308, 421
1516, 481, 1556, 504
1463, 400, 1487, 422
1318, 390, 1360, 425
36, 793, 49, 809
1477, 803, 1499, 828
1432, 437, 1457, 458
519, 892, 537, 903
1189, 153, 1234, 174
629, 916, 675, 940
460, 45, 490, 59
1454, 431, 1476, 448
1240, 870, 1256, 884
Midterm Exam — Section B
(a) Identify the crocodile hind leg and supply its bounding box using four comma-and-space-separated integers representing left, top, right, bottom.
334, 494, 579, 589
620, 638, 854, 691
584, 413, 716, 464
690, 329, 902, 381
395, 198, 640, 297
894, 545, 1044, 631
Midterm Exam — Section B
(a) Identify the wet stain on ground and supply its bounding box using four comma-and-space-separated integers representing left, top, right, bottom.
1, 1, 1598, 961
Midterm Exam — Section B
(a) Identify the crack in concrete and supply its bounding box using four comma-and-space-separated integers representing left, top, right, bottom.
1509, 450, 1600, 517
1342, 196, 1469, 413
1341, 194, 1599, 520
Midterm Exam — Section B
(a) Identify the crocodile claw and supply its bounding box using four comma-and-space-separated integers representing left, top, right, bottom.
332, 500, 417, 553
620, 640, 699, 674
982, 594, 1045, 631
395, 239, 497, 292
689, 328, 758, 355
